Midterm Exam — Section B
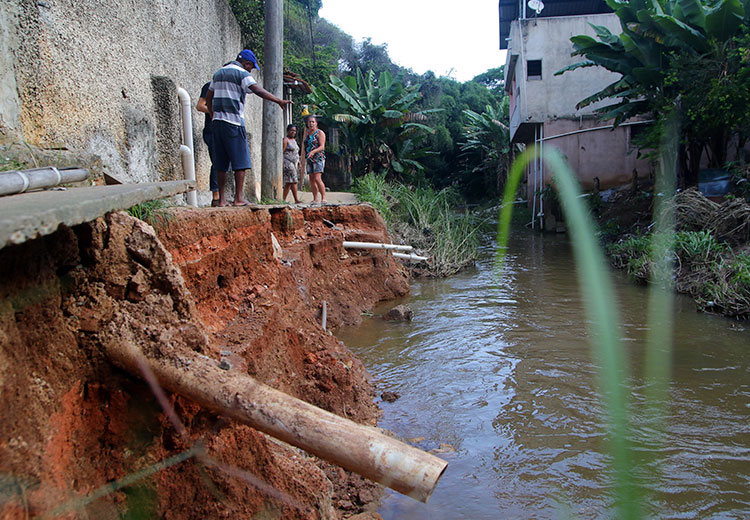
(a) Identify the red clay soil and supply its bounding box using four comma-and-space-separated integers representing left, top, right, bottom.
0, 203, 409, 519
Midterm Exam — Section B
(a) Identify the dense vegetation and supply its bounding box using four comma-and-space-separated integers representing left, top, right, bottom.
227, 0, 510, 201
557, 0, 750, 187
352, 173, 487, 276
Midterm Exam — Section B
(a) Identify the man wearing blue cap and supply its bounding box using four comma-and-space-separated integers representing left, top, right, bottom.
205, 49, 292, 206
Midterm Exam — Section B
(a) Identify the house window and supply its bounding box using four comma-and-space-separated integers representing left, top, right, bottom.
527, 60, 542, 80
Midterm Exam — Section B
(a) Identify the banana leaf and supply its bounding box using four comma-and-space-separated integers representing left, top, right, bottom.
676, 0, 706, 29
652, 13, 710, 52
705, 0, 745, 40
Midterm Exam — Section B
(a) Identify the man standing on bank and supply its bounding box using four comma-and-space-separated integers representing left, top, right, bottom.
197, 81, 221, 206
205, 49, 292, 206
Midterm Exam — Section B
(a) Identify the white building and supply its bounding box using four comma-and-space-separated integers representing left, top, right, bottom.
500, 0, 651, 228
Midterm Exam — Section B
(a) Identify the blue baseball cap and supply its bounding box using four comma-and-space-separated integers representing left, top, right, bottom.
237, 49, 259, 70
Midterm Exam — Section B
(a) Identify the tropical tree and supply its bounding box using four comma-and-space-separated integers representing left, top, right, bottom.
413, 72, 508, 194
556, 0, 750, 186
309, 69, 439, 179
471, 66, 506, 100
459, 98, 512, 198
228, 0, 265, 56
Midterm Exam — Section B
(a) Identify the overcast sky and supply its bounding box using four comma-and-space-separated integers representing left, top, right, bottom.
318, 0, 508, 83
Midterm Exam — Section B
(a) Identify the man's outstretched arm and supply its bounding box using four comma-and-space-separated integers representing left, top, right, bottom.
249, 84, 293, 108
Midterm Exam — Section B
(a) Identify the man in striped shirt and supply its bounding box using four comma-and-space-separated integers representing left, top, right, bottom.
205, 49, 291, 206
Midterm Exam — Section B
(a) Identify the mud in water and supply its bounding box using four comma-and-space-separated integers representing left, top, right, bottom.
0, 204, 408, 519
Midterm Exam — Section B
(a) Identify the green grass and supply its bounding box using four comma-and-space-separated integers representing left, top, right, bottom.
260, 197, 285, 205
127, 199, 173, 230
352, 172, 485, 276
605, 227, 748, 316
0, 155, 28, 172
495, 134, 685, 517
674, 230, 728, 265
352, 172, 393, 222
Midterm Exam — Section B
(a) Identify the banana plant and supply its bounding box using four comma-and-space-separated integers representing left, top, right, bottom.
310, 69, 440, 178
556, 0, 749, 185
459, 99, 512, 193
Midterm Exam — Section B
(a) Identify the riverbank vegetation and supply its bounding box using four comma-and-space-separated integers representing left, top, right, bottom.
554, 0, 750, 319
599, 187, 750, 318
352, 173, 486, 277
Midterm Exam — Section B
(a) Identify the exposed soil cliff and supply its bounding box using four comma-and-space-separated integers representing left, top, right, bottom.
0, 203, 410, 519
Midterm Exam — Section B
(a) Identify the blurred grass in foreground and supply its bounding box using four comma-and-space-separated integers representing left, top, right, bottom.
496, 115, 679, 518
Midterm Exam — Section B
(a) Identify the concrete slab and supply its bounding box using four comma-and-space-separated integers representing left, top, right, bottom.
0, 180, 194, 248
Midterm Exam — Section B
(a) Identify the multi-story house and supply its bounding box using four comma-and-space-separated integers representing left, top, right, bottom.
500, 0, 652, 229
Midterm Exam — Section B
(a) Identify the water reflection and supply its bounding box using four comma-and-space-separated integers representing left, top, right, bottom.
336, 231, 750, 519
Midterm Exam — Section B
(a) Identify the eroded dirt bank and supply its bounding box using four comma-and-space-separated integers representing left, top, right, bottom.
0, 203, 409, 519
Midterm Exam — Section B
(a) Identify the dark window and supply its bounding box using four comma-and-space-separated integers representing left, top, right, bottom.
628, 122, 651, 151
527, 60, 542, 79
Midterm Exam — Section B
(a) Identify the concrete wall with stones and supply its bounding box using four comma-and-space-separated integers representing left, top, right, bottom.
0, 0, 264, 204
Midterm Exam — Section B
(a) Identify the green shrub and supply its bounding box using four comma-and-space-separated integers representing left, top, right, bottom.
607, 233, 651, 270
353, 174, 483, 276
729, 251, 750, 287
352, 172, 393, 223
674, 230, 727, 265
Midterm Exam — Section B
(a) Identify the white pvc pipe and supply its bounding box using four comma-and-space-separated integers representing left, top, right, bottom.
343, 241, 413, 251
393, 252, 429, 262
0, 167, 89, 196
177, 87, 197, 207
179, 145, 198, 207
321, 300, 327, 331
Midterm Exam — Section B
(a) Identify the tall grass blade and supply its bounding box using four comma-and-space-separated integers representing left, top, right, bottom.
495, 151, 527, 276
641, 111, 679, 509
497, 148, 638, 518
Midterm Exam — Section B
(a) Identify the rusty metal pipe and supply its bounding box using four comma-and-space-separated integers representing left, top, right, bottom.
106, 338, 448, 503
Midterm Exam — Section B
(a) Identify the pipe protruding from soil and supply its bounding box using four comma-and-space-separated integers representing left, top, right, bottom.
105, 334, 448, 503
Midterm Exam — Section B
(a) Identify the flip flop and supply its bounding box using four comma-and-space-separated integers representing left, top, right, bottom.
233, 200, 251, 207
211, 199, 221, 207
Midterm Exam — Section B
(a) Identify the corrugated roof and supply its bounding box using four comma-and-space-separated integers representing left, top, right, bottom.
499, 0, 613, 49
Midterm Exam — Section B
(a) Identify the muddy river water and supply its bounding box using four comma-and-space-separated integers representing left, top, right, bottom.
336, 230, 750, 519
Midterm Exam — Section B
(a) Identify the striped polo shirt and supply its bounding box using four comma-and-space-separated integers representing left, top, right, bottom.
209, 62, 257, 126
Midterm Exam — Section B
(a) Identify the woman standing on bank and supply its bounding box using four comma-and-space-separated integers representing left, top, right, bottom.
301, 115, 327, 204
282, 124, 302, 204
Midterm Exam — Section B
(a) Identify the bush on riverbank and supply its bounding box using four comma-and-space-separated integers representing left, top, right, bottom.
602, 188, 750, 318
352, 173, 485, 276
607, 230, 750, 317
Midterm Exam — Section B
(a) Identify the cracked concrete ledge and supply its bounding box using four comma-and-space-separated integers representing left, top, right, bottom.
0, 180, 194, 248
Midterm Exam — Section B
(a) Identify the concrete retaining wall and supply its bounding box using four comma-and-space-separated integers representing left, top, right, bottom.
0, 0, 264, 204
